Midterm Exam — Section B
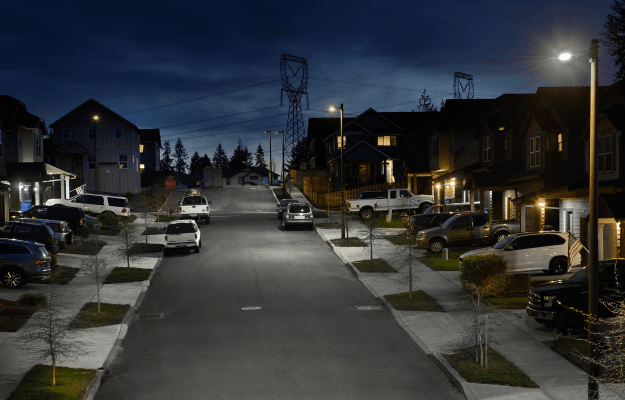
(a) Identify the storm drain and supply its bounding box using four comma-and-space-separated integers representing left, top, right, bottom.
355, 305, 383, 311
138, 313, 164, 320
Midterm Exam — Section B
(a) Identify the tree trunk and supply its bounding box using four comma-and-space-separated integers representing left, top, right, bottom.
51, 356, 56, 386
485, 315, 489, 369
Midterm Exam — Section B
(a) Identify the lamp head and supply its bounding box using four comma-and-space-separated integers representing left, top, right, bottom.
93, 115, 99, 121
558, 53, 572, 62
329, 105, 337, 112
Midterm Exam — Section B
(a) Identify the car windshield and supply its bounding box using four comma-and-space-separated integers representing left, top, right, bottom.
166, 223, 195, 234
289, 206, 310, 213
492, 235, 517, 249
441, 215, 462, 228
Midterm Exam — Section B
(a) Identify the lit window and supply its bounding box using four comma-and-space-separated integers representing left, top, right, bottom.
140, 144, 144, 153
119, 154, 128, 169
431, 134, 439, 158
483, 135, 491, 162
336, 136, 345, 148
598, 136, 613, 173
377, 136, 397, 146
558, 133, 563, 152
140, 164, 145, 169
529, 136, 541, 168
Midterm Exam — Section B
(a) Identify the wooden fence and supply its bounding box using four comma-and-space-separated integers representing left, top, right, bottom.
302, 176, 407, 209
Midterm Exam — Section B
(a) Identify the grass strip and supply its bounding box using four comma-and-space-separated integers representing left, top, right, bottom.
444, 346, 539, 388
9, 364, 97, 400
70, 302, 131, 329
59, 240, 106, 255
330, 237, 368, 247
484, 297, 529, 309
38, 266, 80, 285
149, 213, 179, 222
385, 291, 445, 312
418, 251, 462, 271
360, 212, 407, 229
142, 227, 165, 235
0, 299, 39, 332
127, 243, 164, 255
352, 258, 397, 272
386, 235, 417, 246
315, 222, 343, 229
104, 267, 151, 284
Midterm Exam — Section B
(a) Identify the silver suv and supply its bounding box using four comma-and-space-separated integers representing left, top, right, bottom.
14, 218, 74, 249
281, 202, 314, 231
0, 238, 52, 288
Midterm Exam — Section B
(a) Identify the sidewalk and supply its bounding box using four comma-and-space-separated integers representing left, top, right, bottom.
0, 216, 164, 399
286, 185, 616, 400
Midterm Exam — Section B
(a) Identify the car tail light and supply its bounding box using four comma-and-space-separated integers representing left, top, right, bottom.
48, 237, 54, 244
79, 220, 84, 225
35, 259, 45, 265
348, 202, 351, 207
122, 208, 127, 213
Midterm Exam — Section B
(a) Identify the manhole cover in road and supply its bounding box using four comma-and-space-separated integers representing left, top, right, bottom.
241, 306, 262, 311
138, 313, 164, 320
355, 305, 383, 311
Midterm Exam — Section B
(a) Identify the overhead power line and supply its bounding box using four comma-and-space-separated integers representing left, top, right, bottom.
158, 105, 280, 129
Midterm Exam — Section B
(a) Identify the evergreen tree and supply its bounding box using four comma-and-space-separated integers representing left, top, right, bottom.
189, 151, 201, 184
243, 145, 253, 167
200, 153, 212, 168
230, 138, 252, 170
255, 144, 266, 168
418, 88, 437, 112
603, 0, 625, 81
440, 99, 445, 111
287, 138, 309, 170
212, 144, 229, 169
173, 137, 188, 175
160, 140, 174, 172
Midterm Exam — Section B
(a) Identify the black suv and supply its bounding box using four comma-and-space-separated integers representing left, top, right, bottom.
527, 259, 625, 334
0, 238, 52, 288
0, 221, 60, 254
18, 205, 87, 232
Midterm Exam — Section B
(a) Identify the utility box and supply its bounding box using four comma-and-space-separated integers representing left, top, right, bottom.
202, 167, 223, 188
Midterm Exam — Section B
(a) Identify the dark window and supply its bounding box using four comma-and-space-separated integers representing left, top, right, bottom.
89, 196, 104, 206
399, 190, 411, 198
390, 191, 397, 199
108, 198, 128, 207
289, 206, 310, 213
453, 216, 471, 229
598, 136, 613, 173
75, 195, 89, 204
62, 128, 71, 140
114, 128, 122, 139
88, 155, 95, 170
1, 243, 30, 254
88, 127, 95, 140
166, 223, 196, 234
509, 235, 533, 250
182, 197, 206, 205
47, 223, 60, 233
472, 215, 487, 226
15, 224, 32, 234
31, 207, 48, 218
34, 226, 47, 235
432, 214, 453, 224
431, 134, 439, 158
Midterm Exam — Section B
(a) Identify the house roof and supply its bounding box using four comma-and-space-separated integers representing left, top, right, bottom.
6, 162, 47, 181
441, 99, 495, 131
222, 165, 279, 179
49, 98, 139, 131
328, 140, 392, 163
510, 160, 585, 202
139, 129, 162, 148
433, 162, 481, 183
54, 140, 89, 153
0, 95, 47, 133
494, 94, 535, 130
464, 159, 523, 191
600, 193, 625, 220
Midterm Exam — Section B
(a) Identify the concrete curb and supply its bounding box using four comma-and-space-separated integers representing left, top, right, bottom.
325, 239, 475, 400
82, 369, 104, 400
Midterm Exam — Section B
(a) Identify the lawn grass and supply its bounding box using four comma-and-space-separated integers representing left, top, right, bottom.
385, 291, 445, 311
360, 212, 406, 228
103, 267, 151, 284
142, 227, 165, 235
9, 364, 97, 400
330, 237, 368, 247
126, 243, 164, 255
95, 226, 122, 236
70, 302, 131, 329
418, 251, 462, 271
149, 213, 179, 222
0, 299, 39, 332
39, 266, 80, 285
125, 214, 138, 223
273, 187, 290, 202
444, 346, 539, 388
312, 211, 329, 218
315, 222, 343, 229
352, 258, 397, 272
59, 240, 106, 255
386, 235, 417, 246
484, 297, 529, 309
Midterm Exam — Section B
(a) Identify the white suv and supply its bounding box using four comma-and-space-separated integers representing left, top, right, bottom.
459, 232, 575, 275
163, 220, 201, 254
46, 194, 130, 217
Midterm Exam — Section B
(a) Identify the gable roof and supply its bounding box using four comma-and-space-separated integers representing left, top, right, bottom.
139, 129, 162, 148
0, 95, 47, 133
49, 98, 139, 131
54, 140, 89, 153
441, 99, 495, 130
328, 140, 392, 163
222, 165, 279, 179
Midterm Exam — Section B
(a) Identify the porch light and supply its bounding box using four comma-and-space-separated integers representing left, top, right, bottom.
140, 164, 145, 169
539, 202, 545, 208
436, 184, 440, 189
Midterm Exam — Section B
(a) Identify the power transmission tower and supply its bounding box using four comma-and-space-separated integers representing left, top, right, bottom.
280, 54, 309, 177
453, 72, 474, 99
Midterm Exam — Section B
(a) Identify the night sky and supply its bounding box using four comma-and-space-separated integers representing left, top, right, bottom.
3, 0, 618, 171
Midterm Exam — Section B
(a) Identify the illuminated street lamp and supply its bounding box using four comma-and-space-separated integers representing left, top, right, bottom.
329, 103, 345, 239
560, 38, 599, 399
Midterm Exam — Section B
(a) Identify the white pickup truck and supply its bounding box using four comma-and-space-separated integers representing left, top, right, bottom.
178, 194, 211, 224
347, 188, 433, 220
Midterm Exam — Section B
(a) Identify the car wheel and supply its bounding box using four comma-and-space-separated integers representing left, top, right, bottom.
429, 239, 444, 254
194, 245, 200, 253
2, 268, 24, 288
67, 233, 74, 245
199, 239, 202, 248
549, 257, 568, 275
206, 216, 210, 225
494, 232, 508, 243
556, 309, 585, 336
360, 208, 375, 220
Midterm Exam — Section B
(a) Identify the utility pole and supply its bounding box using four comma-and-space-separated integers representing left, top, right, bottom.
93, 115, 98, 193
265, 130, 271, 185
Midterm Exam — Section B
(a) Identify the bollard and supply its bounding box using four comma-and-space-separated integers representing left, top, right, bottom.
442, 248, 448, 261
167, 207, 172, 217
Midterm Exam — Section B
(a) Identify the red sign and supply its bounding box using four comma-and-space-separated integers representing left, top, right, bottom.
165, 179, 176, 190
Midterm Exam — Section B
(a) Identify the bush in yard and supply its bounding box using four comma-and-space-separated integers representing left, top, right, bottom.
460, 254, 508, 292
99, 212, 121, 228
18, 292, 48, 309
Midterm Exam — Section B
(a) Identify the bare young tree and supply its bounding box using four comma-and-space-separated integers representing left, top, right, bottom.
117, 216, 142, 275
81, 233, 108, 314
387, 233, 419, 300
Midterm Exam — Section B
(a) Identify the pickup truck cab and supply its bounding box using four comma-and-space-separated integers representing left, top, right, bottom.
527, 259, 625, 334
347, 188, 433, 220
178, 195, 211, 224
163, 220, 201, 254
415, 212, 520, 253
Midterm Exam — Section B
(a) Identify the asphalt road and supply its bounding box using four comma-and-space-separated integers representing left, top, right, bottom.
95, 185, 464, 400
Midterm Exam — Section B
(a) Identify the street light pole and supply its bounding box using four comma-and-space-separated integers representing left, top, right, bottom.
588, 38, 600, 400
265, 130, 271, 185
93, 115, 98, 193
339, 104, 345, 240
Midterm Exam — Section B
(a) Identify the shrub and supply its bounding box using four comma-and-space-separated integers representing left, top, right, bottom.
99, 212, 121, 228
17, 292, 48, 309
460, 254, 508, 291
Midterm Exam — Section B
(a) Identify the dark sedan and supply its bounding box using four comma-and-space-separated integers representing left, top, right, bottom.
277, 199, 299, 220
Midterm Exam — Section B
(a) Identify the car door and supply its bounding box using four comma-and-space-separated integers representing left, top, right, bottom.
88, 195, 105, 214
71, 195, 91, 210
398, 189, 412, 210
446, 215, 472, 246
532, 234, 566, 270
470, 214, 489, 244
502, 235, 533, 272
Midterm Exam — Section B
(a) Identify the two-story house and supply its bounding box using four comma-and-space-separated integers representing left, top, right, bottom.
138, 128, 162, 187
48, 99, 142, 195
0, 95, 75, 215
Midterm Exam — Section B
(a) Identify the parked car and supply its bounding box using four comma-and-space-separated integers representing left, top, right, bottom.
0, 221, 59, 254
415, 212, 521, 253
347, 188, 433, 220
0, 238, 52, 288
46, 193, 131, 217
281, 202, 314, 231
14, 218, 74, 249
526, 259, 625, 334
420, 202, 482, 215
163, 219, 201, 254
18, 205, 88, 232
406, 213, 455, 234
178, 195, 211, 224
277, 199, 299, 220
458, 231, 571, 275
